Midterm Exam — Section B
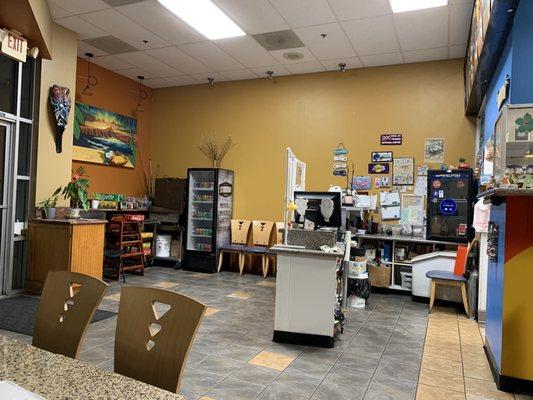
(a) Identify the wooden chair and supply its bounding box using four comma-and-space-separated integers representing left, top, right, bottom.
114, 286, 206, 393
426, 239, 477, 316
217, 219, 251, 274
266, 221, 284, 276
242, 220, 274, 277
33, 270, 108, 359
104, 217, 145, 282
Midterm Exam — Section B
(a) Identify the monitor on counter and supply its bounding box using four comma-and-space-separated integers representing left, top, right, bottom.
293, 191, 342, 229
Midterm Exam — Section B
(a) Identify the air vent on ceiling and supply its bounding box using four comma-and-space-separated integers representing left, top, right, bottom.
252, 30, 305, 51
283, 52, 304, 61
83, 36, 139, 55
102, 0, 143, 6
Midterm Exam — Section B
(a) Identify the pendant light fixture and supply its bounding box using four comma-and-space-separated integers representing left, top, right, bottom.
82, 52, 98, 96
136, 75, 146, 113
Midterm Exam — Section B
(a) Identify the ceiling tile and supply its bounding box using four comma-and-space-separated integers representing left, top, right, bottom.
294, 23, 355, 60
450, 3, 473, 45
449, 44, 467, 58
328, 0, 392, 21
47, 1, 72, 19
77, 40, 109, 57
213, 0, 288, 34
80, 8, 169, 49
268, 0, 337, 27
215, 36, 280, 68
116, 67, 156, 80
189, 72, 227, 84
92, 55, 133, 70
143, 77, 173, 88
321, 56, 363, 71
83, 36, 139, 54
55, 16, 106, 40
342, 15, 400, 56
269, 47, 317, 64
146, 47, 211, 74
220, 69, 259, 81
403, 47, 448, 63
179, 42, 244, 71
165, 76, 198, 86
117, 52, 180, 77
250, 65, 291, 77
48, 0, 110, 14
284, 61, 325, 74
394, 7, 449, 51
360, 52, 403, 67
116, 0, 205, 45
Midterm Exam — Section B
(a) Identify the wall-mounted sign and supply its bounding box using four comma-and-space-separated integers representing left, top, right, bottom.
0, 29, 27, 62
368, 163, 389, 174
371, 151, 393, 162
381, 133, 402, 145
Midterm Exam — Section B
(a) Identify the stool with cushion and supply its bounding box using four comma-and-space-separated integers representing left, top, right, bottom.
242, 220, 274, 277
217, 219, 251, 273
426, 240, 475, 316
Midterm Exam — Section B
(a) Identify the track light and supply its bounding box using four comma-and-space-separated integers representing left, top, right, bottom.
338, 63, 347, 73
28, 46, 39, 59
266, 70, 274, 80
136, 75, 145, 112
82, 52, 98, 96
207, 77, 215, 87
0, 29, 7, 42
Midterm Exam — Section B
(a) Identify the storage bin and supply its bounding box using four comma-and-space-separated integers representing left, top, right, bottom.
368, 264, 391, 288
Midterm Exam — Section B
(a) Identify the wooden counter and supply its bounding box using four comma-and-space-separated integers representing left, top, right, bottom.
27, 219, 107, 293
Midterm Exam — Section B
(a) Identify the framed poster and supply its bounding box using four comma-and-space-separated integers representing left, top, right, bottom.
371, 151, 393, 162
381, 133, 402, 145
73, 102, 138, 168
368, 163, 389, 174
424, 138, 445, 164
352, 176, 372, 190
393, 157, 414, 185
401, 194, 425, 226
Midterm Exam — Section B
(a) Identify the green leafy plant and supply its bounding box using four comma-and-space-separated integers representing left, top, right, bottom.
37, 187, 61, 210
62, 166, 90, 211
92, 192, 103, 201
515, 113, 533, 133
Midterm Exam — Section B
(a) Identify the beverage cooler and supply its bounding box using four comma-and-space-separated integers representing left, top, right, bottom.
426, 169, 474, 243
182, 168, 234, 273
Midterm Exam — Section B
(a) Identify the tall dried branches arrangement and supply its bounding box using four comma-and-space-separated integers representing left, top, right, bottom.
198, 134, 236, 168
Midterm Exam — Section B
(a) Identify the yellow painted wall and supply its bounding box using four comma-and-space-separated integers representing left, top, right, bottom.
35, 23, 78, 206
152, 59, 475, 222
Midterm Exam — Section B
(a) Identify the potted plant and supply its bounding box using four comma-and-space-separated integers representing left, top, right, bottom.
37, 187, 61, 219
91, 192, 103, 209
62, 166, 90, 218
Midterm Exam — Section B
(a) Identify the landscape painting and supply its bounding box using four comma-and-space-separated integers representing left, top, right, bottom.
73, 103, 137, 168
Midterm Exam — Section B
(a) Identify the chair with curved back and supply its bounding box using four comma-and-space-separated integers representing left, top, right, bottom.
33, 270, 108, 359
426, 239, 477, 316
217, 219, 251, 274
114, 286, 206, 393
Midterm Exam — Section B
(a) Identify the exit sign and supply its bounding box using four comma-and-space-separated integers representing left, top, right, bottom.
1, 29, 27, 62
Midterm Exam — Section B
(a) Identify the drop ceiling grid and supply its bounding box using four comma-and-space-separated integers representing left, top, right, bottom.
48, 0, 473, 88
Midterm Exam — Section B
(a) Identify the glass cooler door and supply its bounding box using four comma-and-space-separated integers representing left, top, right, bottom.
187, 170, 215, 253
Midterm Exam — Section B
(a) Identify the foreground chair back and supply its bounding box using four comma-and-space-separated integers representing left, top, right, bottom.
33, 270, 108, 358
114, 287, 206, 393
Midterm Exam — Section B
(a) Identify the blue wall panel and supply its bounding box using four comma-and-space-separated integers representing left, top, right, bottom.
511, 0, 533, 103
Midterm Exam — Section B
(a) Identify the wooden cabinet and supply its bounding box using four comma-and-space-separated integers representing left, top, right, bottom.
27, 219, 106, 294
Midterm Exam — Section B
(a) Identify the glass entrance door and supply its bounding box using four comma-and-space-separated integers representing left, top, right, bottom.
0, 121, 12, 294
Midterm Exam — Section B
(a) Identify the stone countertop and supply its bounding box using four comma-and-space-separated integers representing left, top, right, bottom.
270, 244, 344, 258
32, 218, 107, 225
355, 233, 460, 246
477, 188, 533, 199
0, 336, 183, 400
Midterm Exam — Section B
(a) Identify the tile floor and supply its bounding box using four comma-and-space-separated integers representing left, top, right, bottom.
1, 267, 531, 400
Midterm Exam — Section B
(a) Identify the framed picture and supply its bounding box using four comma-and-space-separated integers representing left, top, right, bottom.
73, 103, 138, 168
368, 163, 389, 174
393, 157, 414, 185
424, 138, 445, 164
371, 151, 393, 162
352, 176, 372, 190
374, 176, 390, 188
401, 194, 425, 226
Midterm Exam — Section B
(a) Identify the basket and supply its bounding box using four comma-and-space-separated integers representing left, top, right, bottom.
368, 264, 391, 288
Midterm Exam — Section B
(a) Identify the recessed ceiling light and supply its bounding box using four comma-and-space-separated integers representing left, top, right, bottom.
283, 51, 304, 61
390, 0, 447, 13
157, 0, 245, 40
